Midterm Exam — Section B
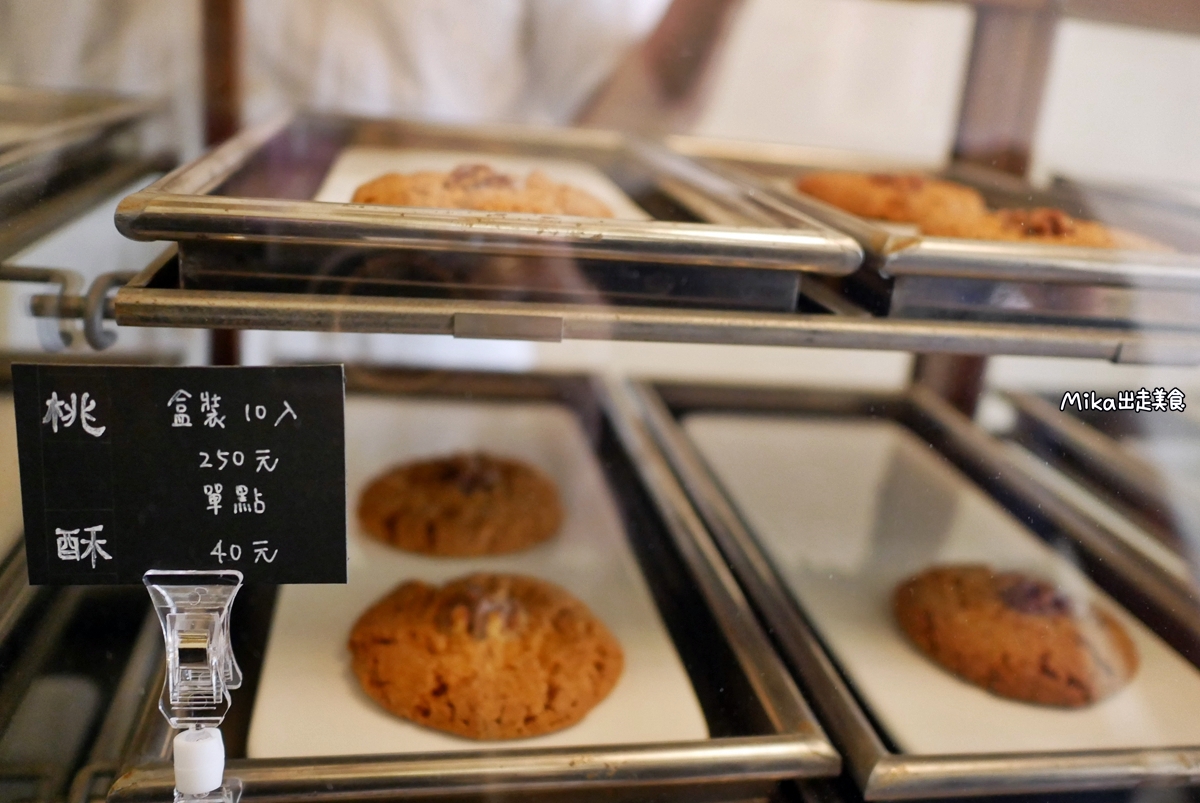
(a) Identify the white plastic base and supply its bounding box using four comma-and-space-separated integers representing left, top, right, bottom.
174, 727, 224, 795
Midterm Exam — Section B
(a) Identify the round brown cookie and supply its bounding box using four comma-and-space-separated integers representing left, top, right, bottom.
923, 206, 1118, 248
348, 573, 624, 739
351, 164, 614, 218
893, 564, 1138, 707
358, 452, 563, 556
796, 171, 988, 228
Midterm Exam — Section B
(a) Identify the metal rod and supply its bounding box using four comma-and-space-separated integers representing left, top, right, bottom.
110, 736, 813, 803
113, 279, 1200, 365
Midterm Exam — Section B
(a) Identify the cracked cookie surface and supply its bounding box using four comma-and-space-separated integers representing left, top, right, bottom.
893, 564, 1138, 707
351, 163, 614, 218
358, 452, 562, 556
796, 171, 988, 229
348, 573, 624, 739
794, 172, 1173, 251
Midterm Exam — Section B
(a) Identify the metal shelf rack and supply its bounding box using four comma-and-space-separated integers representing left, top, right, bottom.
107, 250, 1200, 365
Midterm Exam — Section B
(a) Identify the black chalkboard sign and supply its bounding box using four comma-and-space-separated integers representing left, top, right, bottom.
12, 364, 346, 584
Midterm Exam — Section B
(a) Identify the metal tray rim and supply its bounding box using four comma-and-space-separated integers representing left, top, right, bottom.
766, 175, 1200, 289
116, 192, 858, 270
114, 113, 864, 275
668, 134, 1200, 289
885, 238, 1200, 290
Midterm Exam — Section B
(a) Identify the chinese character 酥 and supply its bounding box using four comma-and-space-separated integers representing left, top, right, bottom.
55, 525, 111, 568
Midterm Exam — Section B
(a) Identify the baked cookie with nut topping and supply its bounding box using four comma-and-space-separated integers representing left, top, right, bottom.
795, 171, 988, 227
893, 564, 1138, 707
348, 573, 624, 739
924, 206, 1117, 248
351, 163, 614, 218
357, 452, 563, 557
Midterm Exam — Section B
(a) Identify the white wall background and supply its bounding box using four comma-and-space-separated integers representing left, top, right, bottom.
1031, 18, 1200, 188
693, 0, 973, 165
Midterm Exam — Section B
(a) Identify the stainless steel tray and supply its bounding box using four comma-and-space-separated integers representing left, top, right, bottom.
667, 135, 1200, 330
632, 378, 1200, 799
103, 368, 838, 803
0, 85, 159, 219
114, 115, 861, 313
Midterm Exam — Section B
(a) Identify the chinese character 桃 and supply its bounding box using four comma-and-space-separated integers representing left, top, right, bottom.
42, 392, 104, 437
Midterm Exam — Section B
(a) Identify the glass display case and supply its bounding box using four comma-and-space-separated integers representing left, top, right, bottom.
2, 3, 1200, 803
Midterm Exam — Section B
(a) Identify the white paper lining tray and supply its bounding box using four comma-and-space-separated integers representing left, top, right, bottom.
107, 369, 837, 803
631, 380, 1200, 799
113, 114, 862, 313
665, 135, 1200, 330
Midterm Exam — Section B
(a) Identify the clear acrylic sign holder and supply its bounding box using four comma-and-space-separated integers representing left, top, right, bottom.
143, 569, 244, 803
